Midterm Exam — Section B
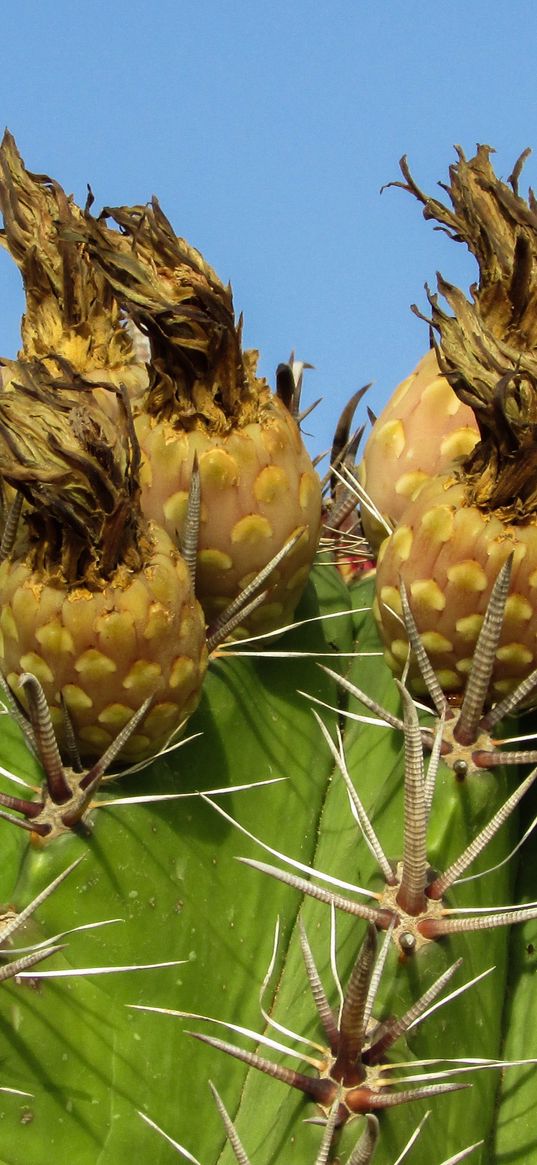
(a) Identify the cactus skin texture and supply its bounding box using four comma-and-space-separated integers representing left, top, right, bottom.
0, 566, 536, 1165
206, 577, 525, 1165
134, 402, 322, 634
374, 480, 537, 699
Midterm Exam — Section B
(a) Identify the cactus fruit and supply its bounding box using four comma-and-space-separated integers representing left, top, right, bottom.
2, 139, 537, 1165
0, 132, 321, 639
77, 200, 322, 635
374, 148, 537, 700
358, 348, 479, 554
0, 362, 208, 769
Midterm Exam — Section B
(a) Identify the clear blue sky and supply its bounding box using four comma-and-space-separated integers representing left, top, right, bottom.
1, 2, 536, 461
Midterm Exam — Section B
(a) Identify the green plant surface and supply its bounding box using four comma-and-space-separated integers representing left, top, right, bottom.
212, 576, 524, 1165
0, 566, 532, 1165
0, 567, 353, 1164
341, 579, 523, 1165
490, 765, 537, 1164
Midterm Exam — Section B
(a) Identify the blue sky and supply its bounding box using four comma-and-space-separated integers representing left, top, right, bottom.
1, 2, 537, 460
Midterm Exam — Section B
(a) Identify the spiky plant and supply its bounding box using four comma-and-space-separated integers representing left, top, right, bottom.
0, 513, 536, 1163
0, 556, 531, 1165
373, 147, 537, 700
0, 360, 207, 775
1, 140, 537, 1165
184, 572, 537, 1164
73, 198, 322, 635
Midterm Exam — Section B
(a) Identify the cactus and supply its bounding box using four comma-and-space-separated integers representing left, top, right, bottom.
1, 561, 536, 1163
2, 138, 537, 1165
